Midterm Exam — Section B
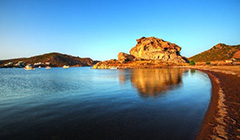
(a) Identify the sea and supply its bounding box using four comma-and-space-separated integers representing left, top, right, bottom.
0, 67, 211, 140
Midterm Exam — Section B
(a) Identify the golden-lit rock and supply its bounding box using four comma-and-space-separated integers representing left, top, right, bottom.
118, 52, 135, 63
92, 36, 188, 69
130, 37, 187, 63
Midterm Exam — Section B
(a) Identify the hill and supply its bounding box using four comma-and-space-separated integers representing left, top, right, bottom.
189, 43, 240, 62
0, 52, 98, 68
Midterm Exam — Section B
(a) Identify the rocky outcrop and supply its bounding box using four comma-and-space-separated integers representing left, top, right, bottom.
93, 36, 188, 69
93, 59, 173, 69
118, 52, 135, 63
212, 43, 226, 49
233, 50, 240, 59
129, 37, 186, 63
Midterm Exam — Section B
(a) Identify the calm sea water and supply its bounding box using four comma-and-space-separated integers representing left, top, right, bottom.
0, 67, 211, 140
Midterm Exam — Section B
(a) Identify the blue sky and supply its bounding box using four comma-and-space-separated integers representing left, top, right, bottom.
0, 0, 240, 60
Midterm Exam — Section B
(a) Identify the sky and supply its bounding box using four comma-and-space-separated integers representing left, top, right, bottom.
0, 0, 240, 61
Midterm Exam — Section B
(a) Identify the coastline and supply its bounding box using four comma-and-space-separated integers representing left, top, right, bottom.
187, 66, 240, 140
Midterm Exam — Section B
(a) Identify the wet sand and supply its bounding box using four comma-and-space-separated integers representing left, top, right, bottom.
186, 66, 240, 140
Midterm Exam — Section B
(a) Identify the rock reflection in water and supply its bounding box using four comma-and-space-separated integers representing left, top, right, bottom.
119, 69, 188, 97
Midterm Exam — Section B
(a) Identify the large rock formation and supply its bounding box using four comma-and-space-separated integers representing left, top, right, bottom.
93, 36, 188, 69
130, 37, 186, 63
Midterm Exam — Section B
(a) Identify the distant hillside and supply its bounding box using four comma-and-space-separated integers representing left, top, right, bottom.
0, 52, 99, 67
189, 43, 240, 62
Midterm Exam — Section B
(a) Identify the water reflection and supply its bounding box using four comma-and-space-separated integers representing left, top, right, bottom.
190, 69, 196, 75
119, 69, 188, 97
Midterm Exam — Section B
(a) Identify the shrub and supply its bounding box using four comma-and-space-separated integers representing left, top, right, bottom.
189, 60, 195, 65
206, 61, 211, 65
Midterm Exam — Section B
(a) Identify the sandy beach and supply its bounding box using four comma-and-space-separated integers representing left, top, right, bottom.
186, 66, 240, 140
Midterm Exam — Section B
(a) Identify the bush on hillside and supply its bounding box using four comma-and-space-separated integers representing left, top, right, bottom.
189, 60, 195, 65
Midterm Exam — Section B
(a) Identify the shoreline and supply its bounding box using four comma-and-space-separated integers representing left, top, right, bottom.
189, 67, 240, 140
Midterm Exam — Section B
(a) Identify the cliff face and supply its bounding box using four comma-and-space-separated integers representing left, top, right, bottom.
130, 37, 186, 63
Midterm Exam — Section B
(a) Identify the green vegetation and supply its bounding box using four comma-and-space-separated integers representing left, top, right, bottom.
189, 43, 240, 62
189, 60, 195, 65
206, 61, 211, 65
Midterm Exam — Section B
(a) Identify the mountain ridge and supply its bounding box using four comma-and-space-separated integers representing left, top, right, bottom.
0, 52, 98, 68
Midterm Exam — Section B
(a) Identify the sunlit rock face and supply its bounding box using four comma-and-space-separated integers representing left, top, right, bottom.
92, 36, 188, 69
233, 50, 240, 59
118, 52, 135, 63
129, 69, 188, 97
130, 37, 187, 63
